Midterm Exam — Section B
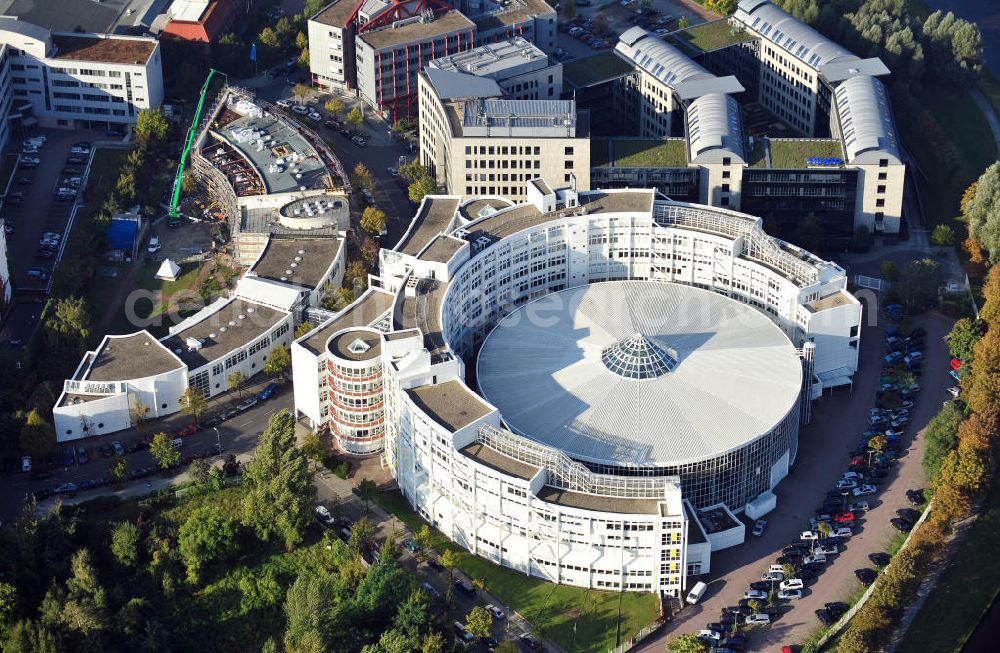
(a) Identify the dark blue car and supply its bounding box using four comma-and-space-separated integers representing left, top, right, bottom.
258, 383, 278, 401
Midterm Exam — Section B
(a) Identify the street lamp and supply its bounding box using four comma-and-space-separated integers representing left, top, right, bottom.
213, 427, 222, 455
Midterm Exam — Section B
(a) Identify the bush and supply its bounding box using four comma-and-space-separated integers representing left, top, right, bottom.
323, 454, 349, 479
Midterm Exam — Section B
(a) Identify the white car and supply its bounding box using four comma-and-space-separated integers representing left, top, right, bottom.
314, 505, 335, 527
21, 455, 31, 472
833, 527, 853, 538
70, 146, 90, 155
485, 604, 504, 620
20, 156, 40, 164
276, 99, 291, 108
853, 484, 878, 496
836, 479, 858, 489
779, 578, 803, 591
777, 589, 803, 600
818, 543, 839, 555
307, 110, 322, 121
147, 237, 161, 253
842, 471, 863, 480
761, 571, 783, 582
292, 104, 309, 114
803, 554, 825, 565
697, 630, 720, 642
743, 590, 768, 600
745, 613, 771, 626
948, 386, 961, 398
752, 519, 766, 536
800, 530, 819, 541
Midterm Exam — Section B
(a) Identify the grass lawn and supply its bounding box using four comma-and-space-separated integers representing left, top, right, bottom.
748, 138, 767, 168
896, 478, 1000, 653
767, 139, 843, 169
83, 148, 129, 215
670, 19, 752, 54
376, 491, 660, 653
563, 51, 635, 88
609, 139, 687, 168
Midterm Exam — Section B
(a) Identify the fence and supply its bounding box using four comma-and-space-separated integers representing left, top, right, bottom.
605, 619, 664, 653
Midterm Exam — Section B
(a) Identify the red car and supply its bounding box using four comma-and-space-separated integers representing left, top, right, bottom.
834, 511, 855, 523
175, 423, 198, 437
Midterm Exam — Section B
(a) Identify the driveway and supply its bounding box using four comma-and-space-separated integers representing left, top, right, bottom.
638, 305, 953, 651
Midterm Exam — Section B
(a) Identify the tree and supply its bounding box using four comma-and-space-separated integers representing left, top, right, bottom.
677, 16, 690, 30
239, 568, 283, 612
423, 632, 447, 653
43, 296, 91, 354
349, 516, 375, 552
852, 224, 873, 252
228, 370, 248, 398
978, 264, 1000, 322
892, 258, 944, 313
438, 549, 458, 584
346, 106, 364, 126
179, 506, 238, 583
938, 444, 990, 495
705, 0, 737, 17
292, 83, 313, 104
179, 387, 208, 426
358, 478, 378, 514
923, 402, 963, 483
296, 31, 309, 51
295, 321, 315, 339
361, 238, 380, 267
948, 318, 986, 362
258, 26, 280, 49
134, 109, 170, 142
408, 175, 436, 204
150, 432, 180, 470
966, 162, 1000, 263
816, 521, 833, 539
415, 525, 434, 551
880, 260, 899, 282
61, 548, 108, 636
188, 458, 211, 485
0, 582, 18, 640
361, 206, 388, 236
351, 162, 375, 191
19, 410, 55, 458
241, 411, 316, 550
322, 286, 355, 311
325, 97, 345, 115
298, 47, 310, 69
108, 454, 128, 486
465, 606, 492, 639
110, 521, 140, 568
345, 261, 370, 290
264, 346, 291, 378
666, 634, 708, 652
301, 431, 325, 469
931, 224, 956, 247
129, 399, 150, 433
283, 575, 336, 652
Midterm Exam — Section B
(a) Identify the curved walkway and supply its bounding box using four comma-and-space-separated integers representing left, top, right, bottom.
971, 88, 1000, 154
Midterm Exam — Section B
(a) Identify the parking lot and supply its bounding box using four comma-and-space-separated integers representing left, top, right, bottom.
638, 304, 953, 651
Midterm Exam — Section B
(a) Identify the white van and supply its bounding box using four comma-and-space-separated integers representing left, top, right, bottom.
685, 581, 707, 605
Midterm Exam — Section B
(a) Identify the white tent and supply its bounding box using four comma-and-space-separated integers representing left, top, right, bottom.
155, 258, 181, 281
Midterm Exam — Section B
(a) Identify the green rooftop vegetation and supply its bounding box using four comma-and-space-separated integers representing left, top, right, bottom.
748, 137, 768, 168
767, 138, 844, 169
562, 51, 634, 88
605, 139, 688, 168
670, 19, 753, 54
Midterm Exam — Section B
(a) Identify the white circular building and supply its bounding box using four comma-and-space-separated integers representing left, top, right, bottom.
476, 281, 802, 510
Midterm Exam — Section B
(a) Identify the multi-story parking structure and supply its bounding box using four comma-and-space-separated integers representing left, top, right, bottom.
291, 179, 862, 592
0, 17, 162, 129
307, 0, 554, 119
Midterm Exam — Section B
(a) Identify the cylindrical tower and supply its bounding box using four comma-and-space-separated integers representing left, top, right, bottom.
326, 328, 385, 454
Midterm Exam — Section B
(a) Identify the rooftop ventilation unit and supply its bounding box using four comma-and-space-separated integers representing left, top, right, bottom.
185, 337, 203, 351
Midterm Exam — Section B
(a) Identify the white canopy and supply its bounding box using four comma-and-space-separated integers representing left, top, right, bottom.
155, 259, 181, 280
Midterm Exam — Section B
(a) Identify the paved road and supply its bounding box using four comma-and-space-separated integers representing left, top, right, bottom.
1, 375, 292, 521
639, 304, 952, 652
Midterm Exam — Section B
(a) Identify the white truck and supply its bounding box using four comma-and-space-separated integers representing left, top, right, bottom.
685, 581, 707, 605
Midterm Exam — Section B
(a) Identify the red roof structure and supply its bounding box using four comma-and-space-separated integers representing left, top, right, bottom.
161, 0, 245, 44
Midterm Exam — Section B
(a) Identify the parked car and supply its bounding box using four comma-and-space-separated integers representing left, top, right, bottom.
258, 383, 278, 400
853, 484, 877, 496
751, 519, 766, 536
800, 530, 819, 541
817, 543, 839, 555
834, 511, 855, 522
761, 571, 783, 582
519, 634, 541, 650
742, 590, 768, 600
54, 482, 78, 495
147, 237, 161, 253
815, 609, 835, 626
869, 552, 891, 567
315, 505, 335, 528
291, 104, 309, 114
237, 397, 258, 411
890, 517, 914, 533
485, 604, 504, 619
744, 613, 771, 626
111, 441, 125, 456
777, 589, 802, 600
453, 579, 475, 596
779, 579, 803, 591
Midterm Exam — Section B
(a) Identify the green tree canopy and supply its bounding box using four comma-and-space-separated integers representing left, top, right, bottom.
324, 98, 345, 115
110, 521, 140, 568
241, 411, 316, 550
966, 162, 1000, 263
227, 370, 248, 397
351, 162, 375, 191
264, 346, 291, 378
666, 633, 708, 653
179, 387, 208, 425
134, 109, 170, 142
360, 206, 387, 236
295, 321, 315, 339
948, 317, 986, 362
408, 175, 436, 204
178, 506, 238, 583
283, 575, 337, 652
149, 432, 180, 470
19, 410, 55, 458
465, 606, 492, 639
346, 107, 364, 126
891, 258, 944, 313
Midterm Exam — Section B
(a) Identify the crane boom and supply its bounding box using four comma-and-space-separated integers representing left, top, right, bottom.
168, 69, 222, 226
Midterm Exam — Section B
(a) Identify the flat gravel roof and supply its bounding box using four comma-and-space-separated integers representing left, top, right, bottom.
476, 281, 802, 467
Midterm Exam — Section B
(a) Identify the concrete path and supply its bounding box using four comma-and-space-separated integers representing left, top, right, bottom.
970, 88, 1000, 155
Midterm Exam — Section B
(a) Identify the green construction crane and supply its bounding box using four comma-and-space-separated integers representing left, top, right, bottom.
168, 68, 224, 227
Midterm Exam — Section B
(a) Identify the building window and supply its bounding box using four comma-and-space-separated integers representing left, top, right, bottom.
565, 146, 574, 155
877, 185, 886, 194
878, 172, 887, 180
876, 199, 885, 207
722, 157, 731, 166
879, 158, 888, 167
722, 170, 730, 179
